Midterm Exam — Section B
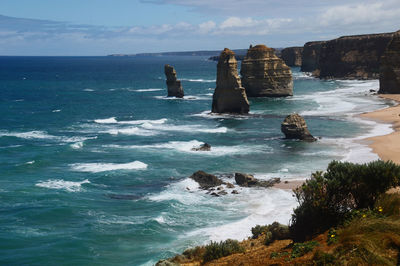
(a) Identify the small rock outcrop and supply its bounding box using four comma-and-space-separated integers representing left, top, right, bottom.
281, 47, 303, 67
281, 113, 316, 141
212, 48, 250, 114
379, 31, 400, 94
191, 143, 211, 151
164, 64, 184, 98
301, 41, 326, 73
240, 44, 293, 97
235, 173, 280, 188
189, 170, 223, 189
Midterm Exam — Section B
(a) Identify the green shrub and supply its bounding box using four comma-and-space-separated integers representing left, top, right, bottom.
290, 160, 400, 241
251, 222, 290, 245
251, 224, 269, 239
202, 239, 244, 262
291, 241, 319, 258
312, 250, 336, 265
327, 228, 338, 245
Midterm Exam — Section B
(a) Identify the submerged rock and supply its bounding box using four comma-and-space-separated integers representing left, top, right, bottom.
164, 64, 184, 98
212, 48, 250, 114
189, 170, 223, 189
191, 143, 211, 151
281, 113, 316, 141
240, 44, 293, 97
379, 31, 400, 94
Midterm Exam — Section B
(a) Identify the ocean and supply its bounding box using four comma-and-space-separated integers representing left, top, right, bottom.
0, 56, 394, 265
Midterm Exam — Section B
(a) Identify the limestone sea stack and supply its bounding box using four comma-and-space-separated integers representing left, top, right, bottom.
281, 113, 316, 141
281, 47, 303, 67
240, 44, 293, 97
212, 48, 250, 114
164, 64, 184, 98
379, 31, 400, 94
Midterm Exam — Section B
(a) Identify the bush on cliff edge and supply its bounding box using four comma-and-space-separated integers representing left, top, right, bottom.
290, 160, 400, 241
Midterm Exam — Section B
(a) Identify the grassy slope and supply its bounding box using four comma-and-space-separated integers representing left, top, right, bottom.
158, 193, 400, 266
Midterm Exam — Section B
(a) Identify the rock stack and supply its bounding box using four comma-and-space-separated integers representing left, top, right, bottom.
164, 64, 184, 98
379, 31, 400, 94
281, 47, 303, 67
212, 48, 250, 114
281, 113, 316, 141
240, 44, 293, 97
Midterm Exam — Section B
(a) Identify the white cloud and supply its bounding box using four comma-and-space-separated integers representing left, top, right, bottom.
319, 2, 400, 28
198, 21, 216, 34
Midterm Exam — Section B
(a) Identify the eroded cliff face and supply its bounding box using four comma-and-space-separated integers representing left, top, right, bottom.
211, 48, 250, 114
379, 31, 400, 94
318, 33, 393, 79
300, 41, 325, 73
281, 47, 303, 67
240, 45, 293, 97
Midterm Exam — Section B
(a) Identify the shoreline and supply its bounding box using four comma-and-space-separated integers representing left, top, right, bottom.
360, 94, 400, 164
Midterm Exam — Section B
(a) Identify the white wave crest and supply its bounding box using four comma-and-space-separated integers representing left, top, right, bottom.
70, 141, 84, 149
140, 123, 227, 133
134, 88, 163, 92
71, 161, 148, 173
0, 130, 57, 140
95, 117, 167, 125
105, 140, 269, 156
36, 179, 90, 192
181, 78, 216, 83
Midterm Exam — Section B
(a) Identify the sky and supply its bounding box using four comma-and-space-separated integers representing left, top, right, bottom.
0, 0, 399, 55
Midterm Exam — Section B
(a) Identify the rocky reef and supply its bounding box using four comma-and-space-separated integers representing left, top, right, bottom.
300, 41, 325, 73
281, 113, 316, 141
240, 44, 293, 97
164, 64, 184, 98
212, 48, 250, 114
379, 31, 400, 94
281, 47, 303, 67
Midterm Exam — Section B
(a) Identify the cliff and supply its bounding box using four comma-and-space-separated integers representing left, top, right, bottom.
281, 47, 303, 67
379, 31, 400, 93
301, 32, 395, 79
300, 41, 325, 73
211, 48, 250, 114
240, 45, 293, 97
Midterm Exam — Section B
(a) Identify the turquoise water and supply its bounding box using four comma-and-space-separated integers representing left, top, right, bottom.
0, 56, 392, 265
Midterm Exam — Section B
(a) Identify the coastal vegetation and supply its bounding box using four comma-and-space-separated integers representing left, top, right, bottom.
157, 160, 400, 265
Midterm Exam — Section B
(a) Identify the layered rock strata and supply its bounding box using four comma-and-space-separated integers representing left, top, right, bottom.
281, 47, 303, 67
164, 64, 184, 98
379, 31, 400, 94
281, 113, 316, 141
240, 45, 293, 97
212, 48, 250, 114
318, 33, 393, 79
300, 41, 325, 73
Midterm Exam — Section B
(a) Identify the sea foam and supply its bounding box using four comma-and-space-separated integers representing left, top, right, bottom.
36, 179, 90, 192
70, 161, 148, 173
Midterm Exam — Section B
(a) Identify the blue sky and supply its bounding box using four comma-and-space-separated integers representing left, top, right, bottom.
0, 0, 399, 55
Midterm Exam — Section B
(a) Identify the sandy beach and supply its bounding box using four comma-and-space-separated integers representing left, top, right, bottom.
361, 94, 400, 164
